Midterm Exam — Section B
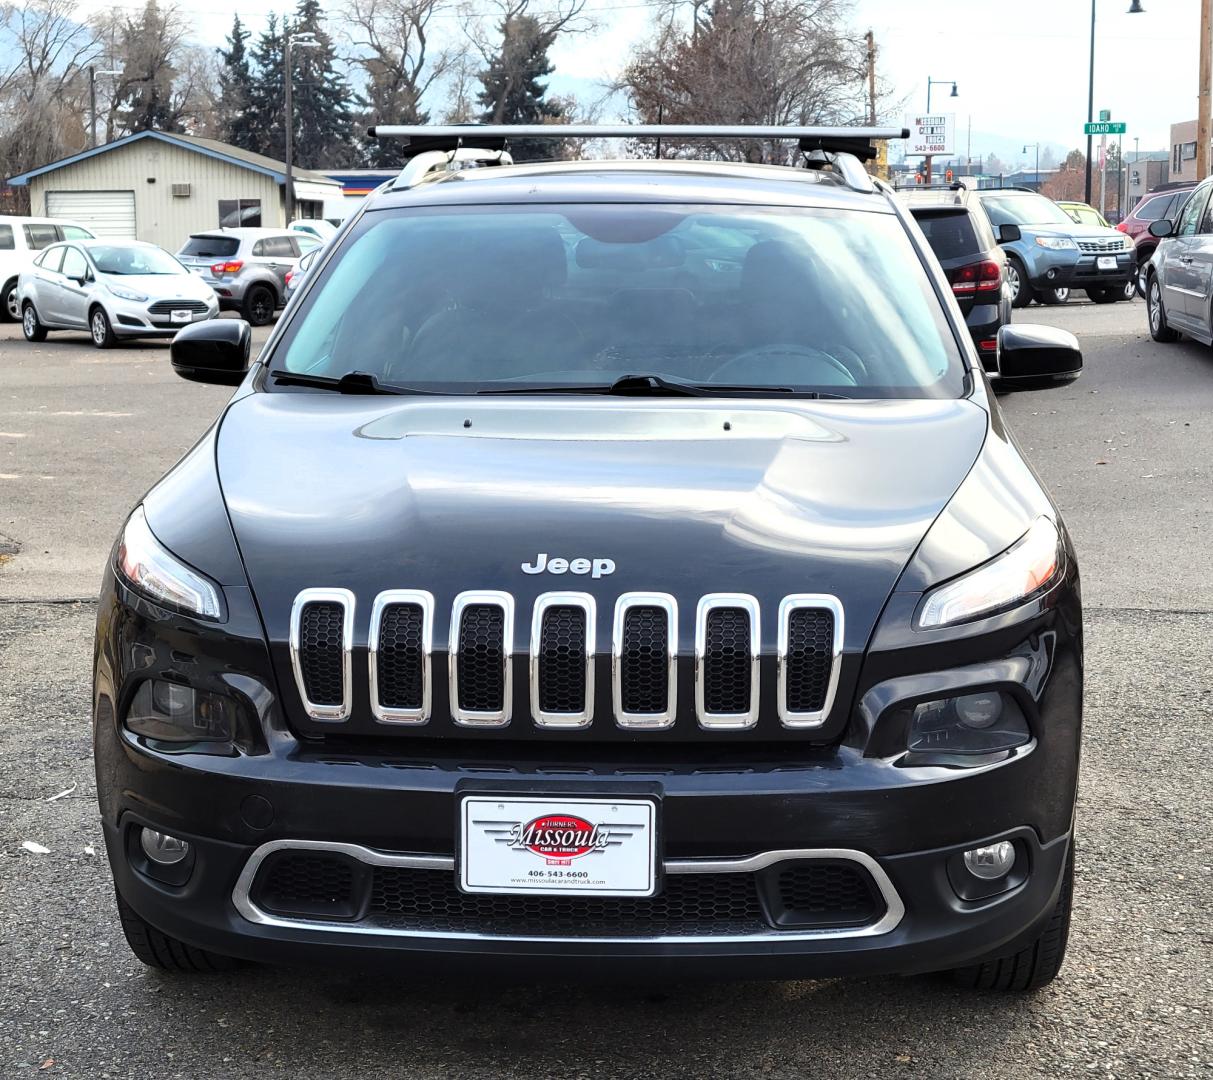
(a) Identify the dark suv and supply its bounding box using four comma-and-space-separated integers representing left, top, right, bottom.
94, 125, 1084, 992
903, 186, 1011, 369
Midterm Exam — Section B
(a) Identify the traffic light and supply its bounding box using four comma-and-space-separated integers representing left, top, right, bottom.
945, 168, 954, 182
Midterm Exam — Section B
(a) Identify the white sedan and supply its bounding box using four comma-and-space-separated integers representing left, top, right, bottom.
18, 240, 219, 348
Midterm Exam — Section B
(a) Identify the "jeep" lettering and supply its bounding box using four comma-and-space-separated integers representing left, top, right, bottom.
521, 553, 616, 579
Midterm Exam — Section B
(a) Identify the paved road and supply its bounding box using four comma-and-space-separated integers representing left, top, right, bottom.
1, 304, 1210, 1079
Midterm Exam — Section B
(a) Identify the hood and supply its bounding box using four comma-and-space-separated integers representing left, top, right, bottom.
1029, 223, 1126, 241
216, 393, 988, 654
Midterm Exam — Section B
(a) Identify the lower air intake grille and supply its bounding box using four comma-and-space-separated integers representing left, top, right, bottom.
784, 608, 835, 714
148, 299, 209, 315
376, 604, 424, 710
703, 607, 752, 714
620, 606, 669, 714
770, 860, 881, 929
537, 605, 587, 713
256, 851, 359, 918
457, 604, 506, 712
299, 601, 345, 707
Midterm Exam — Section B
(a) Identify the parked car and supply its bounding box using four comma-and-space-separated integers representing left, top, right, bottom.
289, 219, 338, 244
903, 186, 1011, 369
18, 240, 218, 348
1057, 201, 1110, 228
174, 228, 322, 326
1142, 175, 1213, 344
283, 245, 320, 303
973, 188, 1135, 305
0, 215, 96, 322
1120, 184, 1197, 275
96, 124, 1085, 993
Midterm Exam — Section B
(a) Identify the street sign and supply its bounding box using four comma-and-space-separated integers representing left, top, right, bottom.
1085, 121, 1126, 135
906, 113, 956, 156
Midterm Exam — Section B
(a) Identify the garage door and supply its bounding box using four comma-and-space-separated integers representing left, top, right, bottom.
45, 191, 136, 239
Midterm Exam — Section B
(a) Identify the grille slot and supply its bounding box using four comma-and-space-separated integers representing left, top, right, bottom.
255, 851, 362, 920
613, 594, 677, 729
778, 595, 843, 728
450, 592, 514, 726
148, 299, 209, 315
531, 594, 594, 727
290, 589, 353, 721
768, 860, 882, 929
696, 595, 759, 729
370, 591, 433, 725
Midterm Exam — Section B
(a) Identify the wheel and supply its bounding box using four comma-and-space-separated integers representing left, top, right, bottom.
90, 306, 116, 349
1086, 287, 1118, 304
1147, 273, 1180, 342
1039, 286, 1070, 305
2, 279, 18, 322
1006, 258, 1034, 308
1122, 277, 1136, 301
242, 285, 276, 326
21, 302, 47, 342
949, 848, 1074, 992
115, 890, 238, 972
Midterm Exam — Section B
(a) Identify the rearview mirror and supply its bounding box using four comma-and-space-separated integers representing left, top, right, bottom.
1147, 218, 1173, 238
997, 223, 1022, 244
996, 324, 1082, 387
171, 319, 251, 385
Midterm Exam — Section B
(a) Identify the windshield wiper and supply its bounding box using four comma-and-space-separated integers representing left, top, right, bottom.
480, 375, 810, 397
269, 370, 435, 396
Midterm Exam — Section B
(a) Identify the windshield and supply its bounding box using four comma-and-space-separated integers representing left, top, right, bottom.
1067, 206, 1107, 226
91, 245, 183, 275
981, 194, 1075, 228
274, 204, 964, 398
179, 235, 239, 259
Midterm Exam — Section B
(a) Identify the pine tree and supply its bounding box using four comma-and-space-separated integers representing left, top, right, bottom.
216, 16, 255, 150
477, 13, 565, 162
113, 0, 181, 134
245, 14, 286, 160
288, 0, 357, 168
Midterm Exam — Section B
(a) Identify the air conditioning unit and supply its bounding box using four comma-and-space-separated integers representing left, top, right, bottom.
170, 183, 191, 198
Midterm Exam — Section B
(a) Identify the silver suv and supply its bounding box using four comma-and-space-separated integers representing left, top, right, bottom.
175, 228, 321, 326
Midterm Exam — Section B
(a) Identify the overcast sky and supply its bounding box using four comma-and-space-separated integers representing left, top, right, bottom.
81, 0, 1201, 158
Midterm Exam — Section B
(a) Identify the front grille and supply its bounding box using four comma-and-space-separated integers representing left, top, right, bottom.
148, 299, 209, 315
703, 607, 753, 714
376, 604, 424, 710
784, 608, 834, 713
620, 606, 669, 714
1076, 238, 1126, 254
456, 604, 506, 713
537, 605, 587, 713
248, 850, 888, 938
298, 602, 345, 707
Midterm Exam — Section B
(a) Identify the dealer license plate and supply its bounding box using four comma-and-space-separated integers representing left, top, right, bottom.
171, 309, 193, 323
460, 795, 657, 897
1097, 256, 1118, 271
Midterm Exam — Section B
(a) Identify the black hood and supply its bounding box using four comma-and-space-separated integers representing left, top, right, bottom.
216, 392, 988, 657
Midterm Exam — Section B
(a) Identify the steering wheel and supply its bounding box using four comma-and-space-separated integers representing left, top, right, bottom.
707, 344, 859, 388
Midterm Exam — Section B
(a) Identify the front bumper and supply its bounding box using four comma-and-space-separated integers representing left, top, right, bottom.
1032, 251, 1135, 289
106, 296, 219, 337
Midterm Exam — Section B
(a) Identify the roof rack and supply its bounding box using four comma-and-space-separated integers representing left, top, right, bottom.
368, 124, 909, 195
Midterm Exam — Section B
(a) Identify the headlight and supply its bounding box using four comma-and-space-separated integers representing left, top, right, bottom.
106, 283, 148, 302
1034, 236, 1077, 250
908, 693, 1030, 755
124, 679, 236, 743
917, 517, 1061, 629
116, 506, 223, 619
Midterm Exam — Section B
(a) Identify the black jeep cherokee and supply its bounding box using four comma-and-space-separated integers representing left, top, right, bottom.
94, 126, 1084, 991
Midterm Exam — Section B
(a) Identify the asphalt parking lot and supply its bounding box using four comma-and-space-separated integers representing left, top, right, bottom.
1, 302, 1210, 1079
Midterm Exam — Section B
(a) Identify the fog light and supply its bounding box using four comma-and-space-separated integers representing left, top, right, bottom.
954, 692, 1002, 729
140, 828, 191, 866
964, 841, 1016, 880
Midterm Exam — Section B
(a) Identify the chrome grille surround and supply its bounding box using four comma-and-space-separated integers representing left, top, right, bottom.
777, 594, 844, 729
612, 593, 678, 730
289, 588, 356, 721
1076, 237, 1127, 254
449, 591, 514, 727
369, 590, 435, 725
694, 593, 760, 730
529, 592, 596, 728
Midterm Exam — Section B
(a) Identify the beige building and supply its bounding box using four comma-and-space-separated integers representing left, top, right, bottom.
1168, 119, 1208, 185
7, 130, 341, 250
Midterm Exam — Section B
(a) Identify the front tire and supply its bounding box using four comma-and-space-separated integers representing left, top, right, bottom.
90, 306, 116, 349
1039, 286, 1070, 305
115, 891, 238, 972
1086, 287, 1119, 304
242, 285, 276, 327
21, 302, 47, 342
949, 849, 1074, 992
1007, 258, 1034, 308
1147, 274, 1180, 342
2, 279, 18, 322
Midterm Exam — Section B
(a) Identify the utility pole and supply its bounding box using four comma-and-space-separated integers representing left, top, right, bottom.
1199, 0, 1212, 180
865, 31, 877, 125
1099, 132, 1107, 215
283, 32, 318, 225
1085, 0, 1096, 203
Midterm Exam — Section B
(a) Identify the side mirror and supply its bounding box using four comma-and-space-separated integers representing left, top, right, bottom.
996, 324, 1082, 387
171, 319, 251, 386
1147, 218, 1173, 238
997, 223, 1022, 244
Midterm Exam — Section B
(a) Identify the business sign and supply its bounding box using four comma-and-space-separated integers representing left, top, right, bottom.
1084, 121, 1126, 135
907, 113, 956, 156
